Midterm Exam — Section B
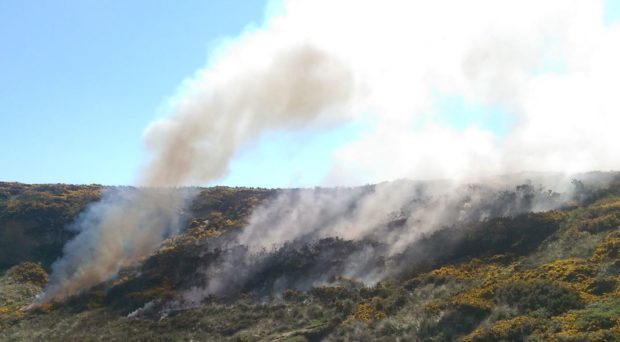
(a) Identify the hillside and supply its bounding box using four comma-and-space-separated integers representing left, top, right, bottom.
0, 176, 619, 341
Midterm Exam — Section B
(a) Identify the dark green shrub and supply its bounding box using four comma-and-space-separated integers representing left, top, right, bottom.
574, 300, 620, 332
495, 280, 583, 316
581, 213, 620, 233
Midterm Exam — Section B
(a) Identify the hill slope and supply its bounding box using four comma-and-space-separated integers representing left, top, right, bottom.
0, 176, 619, 341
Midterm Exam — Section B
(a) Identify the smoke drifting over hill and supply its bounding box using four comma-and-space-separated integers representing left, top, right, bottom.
37, 189, 194, 303
142, 44, 355, 187
36, 0, 620, 304
180, 173, 603, 304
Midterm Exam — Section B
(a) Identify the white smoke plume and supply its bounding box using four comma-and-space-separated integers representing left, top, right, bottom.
35, 5, 357, 305
37, 188, 194, 303
179, 0, 620, 300
38, 0, 620, 304
142, 43, 356, 186
185, 173, 585, 301
146, 0, 620, 186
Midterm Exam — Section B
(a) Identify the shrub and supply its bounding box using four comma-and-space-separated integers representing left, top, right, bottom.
309, 286, 356, 304
574, 300, 620, 332
580, 213, 620, 233
346, 302, 386, 322
420, 302, 490, 341
463, 316, 544, 342
585, 278, 617, 296
5, 261, 48, 286
554, 299, 620, 340
591, 234, 620, 263
282, 289, 306, 303
495, 280, 583, 316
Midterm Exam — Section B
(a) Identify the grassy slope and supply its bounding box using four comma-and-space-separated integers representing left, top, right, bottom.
0, 181, 618, 341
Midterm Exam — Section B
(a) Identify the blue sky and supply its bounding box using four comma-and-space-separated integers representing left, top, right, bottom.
1, 1, 619, 187
607, 0, 620, 23
0, 1, 268, 185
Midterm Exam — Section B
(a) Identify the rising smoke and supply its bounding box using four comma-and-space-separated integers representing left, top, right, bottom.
37, 188, 194, 303
35, 38, 356, 305
180, 173, 587, 304
141, 43, 356, 187
36, 0, 620, 305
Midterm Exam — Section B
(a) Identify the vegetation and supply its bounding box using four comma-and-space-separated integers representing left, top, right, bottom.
0, 182, 101, 270
1, 176, 619, 340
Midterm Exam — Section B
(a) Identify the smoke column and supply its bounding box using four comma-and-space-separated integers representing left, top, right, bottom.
141, 44, 356, 186
37, 188, 193, 302
37, 0, 620, 304
185, 173, 586, 300
35, 40, 355, 303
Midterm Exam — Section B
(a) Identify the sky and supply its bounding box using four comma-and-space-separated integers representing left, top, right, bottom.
1, 0, 620, 187
1, 1, 268, 186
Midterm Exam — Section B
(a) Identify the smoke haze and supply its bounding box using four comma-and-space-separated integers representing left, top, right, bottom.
142, 44, 355, 187
37, 0, 620, 304
181, 173, 594, 303
35, 188, 195, 303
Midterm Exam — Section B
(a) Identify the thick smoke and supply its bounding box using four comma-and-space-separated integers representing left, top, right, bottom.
35, 42, 355, 303
142, 43, 355, 186
37, 188, 194, 302
37, 0, 620, 305
181, 173, 584, 303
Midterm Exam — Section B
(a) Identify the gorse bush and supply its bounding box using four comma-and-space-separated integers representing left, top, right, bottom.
4, 261, 48, 287
463, 316, 544, 342
495, 280, 584, 316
